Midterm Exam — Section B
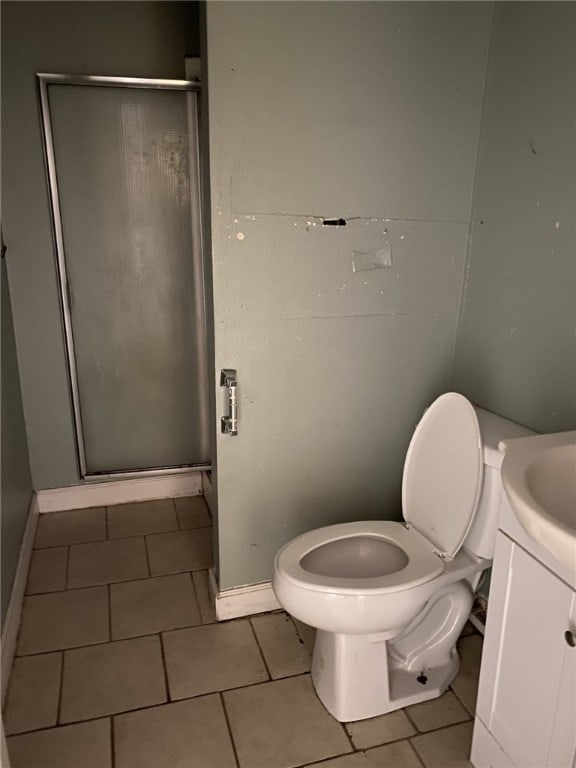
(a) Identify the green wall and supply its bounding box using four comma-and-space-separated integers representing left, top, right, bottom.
1, 257, 33, 623
453, 3, 575, 432
205, 1, 493, 589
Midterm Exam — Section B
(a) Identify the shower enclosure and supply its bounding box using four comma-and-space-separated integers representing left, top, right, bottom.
39, 74, 209, 478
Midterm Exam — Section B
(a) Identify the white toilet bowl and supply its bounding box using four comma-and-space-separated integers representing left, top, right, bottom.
273, 519, 487, 721
273, 393, 532, 722
274, 521, 445, 636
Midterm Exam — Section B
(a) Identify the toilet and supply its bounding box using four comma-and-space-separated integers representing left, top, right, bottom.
272, 392, 533, 722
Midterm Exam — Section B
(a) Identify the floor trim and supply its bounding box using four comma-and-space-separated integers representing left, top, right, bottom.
1, 494, 39, 705
36, 471, 203, 513
209, 567, 281, 621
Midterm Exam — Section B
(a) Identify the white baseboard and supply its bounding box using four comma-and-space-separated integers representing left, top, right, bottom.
36, 471, 203, 513
2, 494, 39, 705
209, 567, 280, 621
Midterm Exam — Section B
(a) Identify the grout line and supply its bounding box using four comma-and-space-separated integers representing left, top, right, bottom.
9, 691, 243, 738
56, 651, 65, 726
305, 751, 363, 766
13, 702, 167, 736
447, 686, 473, 722
247, 617, 272, 681
13, 607, 293, 661
110, 716, 116, 768
15, 638, 113, 661
21, 569, 213, 598
9, 673, 479, 743
158, 634, 172, 703
105, 506, 109, 540
412, 719, 476, 740
14, 612, 219, 660
188, 571, 205, 624
100, 526, 184, 542
34, 536, 109, 552
107, 584, 113, 642
287, 615, 314, 658
449, 683, 476, 718
340, 718, 356, 754
172, 497, 183, 531
64, 546, 70, 590
143, 535, 152, 578
219, 692, 241, 768
404, 705, 421, 733
22, 583, 115, 599
406, 737, 428, 768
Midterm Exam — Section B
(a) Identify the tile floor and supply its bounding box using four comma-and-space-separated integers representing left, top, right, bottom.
4, 497, 483, 768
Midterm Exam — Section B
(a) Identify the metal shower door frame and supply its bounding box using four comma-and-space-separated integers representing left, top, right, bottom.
38, 73, 209, 480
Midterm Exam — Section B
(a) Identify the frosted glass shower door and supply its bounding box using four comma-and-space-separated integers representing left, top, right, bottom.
42, 79, 209, 476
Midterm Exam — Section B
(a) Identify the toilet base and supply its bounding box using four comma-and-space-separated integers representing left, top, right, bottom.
311, 629, 460, 722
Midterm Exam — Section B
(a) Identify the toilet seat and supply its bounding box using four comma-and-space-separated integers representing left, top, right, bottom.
402, 392, 484, 559
275, 521, 444, 595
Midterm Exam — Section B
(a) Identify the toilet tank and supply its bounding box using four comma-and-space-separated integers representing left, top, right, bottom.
463, 407, 534, 559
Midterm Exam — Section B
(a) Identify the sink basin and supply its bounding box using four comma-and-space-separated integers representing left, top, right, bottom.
500, 431, 576, 578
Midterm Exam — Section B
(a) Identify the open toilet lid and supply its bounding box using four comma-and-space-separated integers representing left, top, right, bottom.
402, 392, 484, 559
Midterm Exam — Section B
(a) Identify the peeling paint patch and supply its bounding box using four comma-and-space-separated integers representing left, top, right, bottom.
352, 241, 392, 273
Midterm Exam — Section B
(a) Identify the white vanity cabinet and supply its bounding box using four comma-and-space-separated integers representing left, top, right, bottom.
472, 499, 576, 768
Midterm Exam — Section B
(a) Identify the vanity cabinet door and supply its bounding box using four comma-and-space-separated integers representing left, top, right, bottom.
547, 596, 576, 767
484, 535, 575, 768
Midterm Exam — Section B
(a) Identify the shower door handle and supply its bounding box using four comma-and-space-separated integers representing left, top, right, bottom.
221, 369, 238, 436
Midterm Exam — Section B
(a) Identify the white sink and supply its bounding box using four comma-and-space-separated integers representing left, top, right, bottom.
500, 431, 576, 578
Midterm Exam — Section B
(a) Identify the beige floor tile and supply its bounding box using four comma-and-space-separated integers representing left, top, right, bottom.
174, 495, 211, 529
114, 695, 236, 768
4, 653, 62, 735
67, 537, 148, 588
147, 528, 213, 575
365, 740, 423, 767
411, 721, 474, 768
60, 636, 167, 722
192, 570, 217, 623
26, 546, 67, 594
107, 500, 178, 539
7, 719, 112, 768
345, 709, 415, 749
110, 574, 202, 639
34, 507, 106, 548
251, 612, 311, 678
293, 618, 316, 654
451, 634, 483, 715
223, 674, 352, 768
163, 619, 268, 699
406, 690, 470, 732
17, 587, 109, 655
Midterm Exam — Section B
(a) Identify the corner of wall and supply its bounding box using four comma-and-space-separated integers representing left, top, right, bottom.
450, 2, 496, 391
